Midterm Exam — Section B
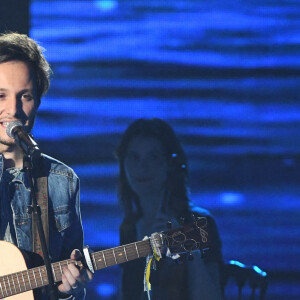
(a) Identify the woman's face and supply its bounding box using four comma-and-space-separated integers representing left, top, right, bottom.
124, 135, 168, 198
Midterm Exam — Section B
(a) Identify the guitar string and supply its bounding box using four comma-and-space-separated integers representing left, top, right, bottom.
0, 259, 76, 297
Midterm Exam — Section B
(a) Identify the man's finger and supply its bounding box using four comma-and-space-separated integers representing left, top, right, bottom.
70, 249, 82, 260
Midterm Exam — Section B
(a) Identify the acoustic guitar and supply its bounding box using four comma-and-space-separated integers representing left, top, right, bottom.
0, 217, 210, 299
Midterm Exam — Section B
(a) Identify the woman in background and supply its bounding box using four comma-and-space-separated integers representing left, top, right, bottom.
115, 118, 222, 300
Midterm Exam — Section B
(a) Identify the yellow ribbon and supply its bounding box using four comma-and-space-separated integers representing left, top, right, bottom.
144, 237, 162, 299
145, 256, 153, 292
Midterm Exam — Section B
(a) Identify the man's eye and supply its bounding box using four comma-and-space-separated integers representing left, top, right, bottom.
22, 94, 33, 101
0, 94, 5, 99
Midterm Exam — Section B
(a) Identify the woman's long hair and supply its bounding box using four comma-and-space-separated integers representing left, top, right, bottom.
115, 118, 190, 220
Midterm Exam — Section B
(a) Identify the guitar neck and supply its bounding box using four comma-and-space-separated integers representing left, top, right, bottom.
0, 239, 152, 298
0, 218, 210, 298
91, 239, 152, 271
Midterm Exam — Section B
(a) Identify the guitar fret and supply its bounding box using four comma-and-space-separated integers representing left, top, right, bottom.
42, 266, 49, 285
11, 274, 17, 294
92, 253, 97, 270
32, 269, 38, 287
38, 267, 44, 285
112, 249, 117, 264
102, 252, 107, 267
21, 272, 26, 292
52, 264, 57, 281
6, 275, 12, 296
92, 252, 105, 270
134, 242, 140, 258
123, 246, 128, 261
124, 244, 135, 260
0, 279, 4, 298
16, 273, 21, 293
4, 276, 8, 297
27, 270, 32, 290
113, 247, 126, 264
59, 261, 63, 276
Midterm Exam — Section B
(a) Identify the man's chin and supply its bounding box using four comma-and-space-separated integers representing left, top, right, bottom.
0, 138, 16, 147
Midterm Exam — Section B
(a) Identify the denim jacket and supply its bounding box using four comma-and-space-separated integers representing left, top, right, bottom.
0, 153, 85, 300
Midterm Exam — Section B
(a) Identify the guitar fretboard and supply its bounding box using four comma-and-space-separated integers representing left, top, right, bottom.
0, 239, 152, 298
91, 239, 152, 270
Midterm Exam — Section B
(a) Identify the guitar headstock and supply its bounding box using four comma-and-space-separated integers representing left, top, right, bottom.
150, 217, 211, 259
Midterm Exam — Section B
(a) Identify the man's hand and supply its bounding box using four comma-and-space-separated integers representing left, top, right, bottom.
58, 249, 93, 295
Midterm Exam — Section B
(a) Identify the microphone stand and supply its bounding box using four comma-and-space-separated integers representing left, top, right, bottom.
23, 154, 58, 300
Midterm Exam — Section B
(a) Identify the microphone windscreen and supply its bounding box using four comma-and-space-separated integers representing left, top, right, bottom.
6, 120, 23, 138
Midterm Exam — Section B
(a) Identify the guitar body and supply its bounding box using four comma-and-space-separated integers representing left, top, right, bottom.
0, 241, 34, 300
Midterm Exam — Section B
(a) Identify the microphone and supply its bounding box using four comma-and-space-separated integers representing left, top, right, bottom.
6, 120, 42, 162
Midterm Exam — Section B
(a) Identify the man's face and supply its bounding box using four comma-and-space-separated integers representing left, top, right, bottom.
0, 61, 37, 150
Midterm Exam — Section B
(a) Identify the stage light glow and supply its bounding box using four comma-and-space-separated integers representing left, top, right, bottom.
94, 0, 118, 11
96, 283, 116, 297
220, 192, 245, 206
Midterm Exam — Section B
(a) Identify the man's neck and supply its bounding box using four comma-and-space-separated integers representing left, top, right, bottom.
0, 145, 24, 169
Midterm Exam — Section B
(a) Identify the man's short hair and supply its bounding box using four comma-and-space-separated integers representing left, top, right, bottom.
0, 32, 52, 107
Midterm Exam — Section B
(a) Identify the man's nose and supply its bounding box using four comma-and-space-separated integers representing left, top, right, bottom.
4, 96, 21, 117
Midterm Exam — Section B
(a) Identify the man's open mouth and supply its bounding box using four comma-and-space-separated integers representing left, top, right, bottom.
0, 122, 10, 128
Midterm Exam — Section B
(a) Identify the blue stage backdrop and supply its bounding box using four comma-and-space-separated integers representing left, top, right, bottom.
30, 0, 300, 299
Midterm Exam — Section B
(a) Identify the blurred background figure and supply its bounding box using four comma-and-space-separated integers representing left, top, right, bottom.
115, 118, 223, 300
